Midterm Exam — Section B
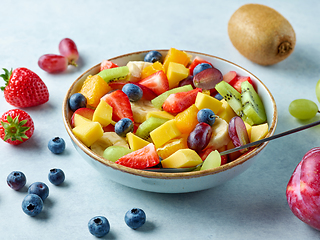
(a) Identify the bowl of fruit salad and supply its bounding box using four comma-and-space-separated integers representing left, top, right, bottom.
62, 48, 277, 193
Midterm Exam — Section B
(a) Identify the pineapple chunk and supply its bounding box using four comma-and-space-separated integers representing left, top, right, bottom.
150, 119, 181, 148
250, 123, 269, 142
72, 121, 104, 147
216, 99, 237, 123
195, 92, 223, 113
126, 132, 150, 151
166, 62, 190, 89
92, 100, 113, 127
161, 149, 202, 168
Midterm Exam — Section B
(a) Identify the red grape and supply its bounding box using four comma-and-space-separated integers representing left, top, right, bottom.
59, 38, 79, 66
228, 116, 249, 152
38, 54, 68, 73
193, 67, 223, 89
187, 122, 212, 152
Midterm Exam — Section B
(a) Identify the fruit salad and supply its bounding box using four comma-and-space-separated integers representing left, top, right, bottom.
68, 48, 269, 171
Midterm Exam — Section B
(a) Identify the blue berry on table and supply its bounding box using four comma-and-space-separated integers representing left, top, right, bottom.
7, 171, 26, 191
68, 93, 87, 111
115, 118, 134, 137
193, 63, 212, 76
124, 208, 146, 230
197, 108, 216, 126
88, 216, 110, 238
22, 194, 43, 217
122, 83, 143, 102
144, 51, 162, 63
48, 137, 66, 154
28, 182, 49, 201
48, 168, 65, 185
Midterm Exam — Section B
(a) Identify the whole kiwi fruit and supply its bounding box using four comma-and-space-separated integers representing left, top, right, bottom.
228, 4, 296, 65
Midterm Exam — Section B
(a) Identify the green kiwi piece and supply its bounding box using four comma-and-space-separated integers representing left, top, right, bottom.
241, 81, 267, 124
136, 117, 168, 140
151, 84, 193, 109
215, 81, 242, 116
97, 66, 129, 83
103, 146, 132, 162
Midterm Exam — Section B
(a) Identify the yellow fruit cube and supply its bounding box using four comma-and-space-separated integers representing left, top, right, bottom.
244, 122, 252, 140
146, 111, 175, 120
250, 123, 269, 142
92, 100, 113, 127
161, 149, 202, 168
163, 48, 190, 73
150, 119, 181, 148
79, 75, 112, 108
216, 99, 237, 123
195, 92, 223, 113
73, 114, 92, 127
166, 62, 190, 89
174, 104, 199, 134
126, 132, 150, 151
141, 61, 164, 79
72, 121, 104, 147
157, 136, 188, 159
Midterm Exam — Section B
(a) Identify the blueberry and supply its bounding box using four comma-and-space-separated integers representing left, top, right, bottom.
193, 63, 212, 76
122, 83, 143, 102
28, 182, 49, 201
48, 137, 66, 154
88, 216, 110, 238
22, 194, 43, 217
7, 171, 26, 191
115, 118, 134, 137
197, 108, 216, 126
48, 168, 65, 185
124, 208, 146, 230
144, 51, 162, 63
214, 93, 223, 101
68, 93, 87, 111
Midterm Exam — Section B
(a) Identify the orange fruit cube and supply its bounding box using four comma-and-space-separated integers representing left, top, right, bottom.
157, 136, 188, 159
174, 104, 199, 134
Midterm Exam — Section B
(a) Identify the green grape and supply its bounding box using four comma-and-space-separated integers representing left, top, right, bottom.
315, 79, 320, 103
289, 99, 319, 120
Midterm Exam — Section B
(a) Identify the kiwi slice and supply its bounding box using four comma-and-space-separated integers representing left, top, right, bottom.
151, 84, 193, 109
241, 81, 267, 125
215, 81, 242, 116
97, 66, 129, 83
136, 117, 168, 140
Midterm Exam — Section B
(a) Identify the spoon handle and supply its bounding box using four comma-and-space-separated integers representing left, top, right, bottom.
220, 120, 320, 156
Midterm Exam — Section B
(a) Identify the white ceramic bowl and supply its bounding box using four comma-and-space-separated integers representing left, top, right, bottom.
62, 50, 278, 193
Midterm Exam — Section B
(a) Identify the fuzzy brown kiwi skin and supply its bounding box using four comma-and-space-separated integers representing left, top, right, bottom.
228, 4, 296, 66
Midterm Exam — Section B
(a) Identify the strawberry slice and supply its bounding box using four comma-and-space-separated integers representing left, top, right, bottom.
188, 57, 214, 76
162, 88, 202, 114
101, 90, 134, 122
115, 143, 160, 169
138, 70, 169, 95
232, 76, 254, 92
223, 71, 238, 86
100, 60, 118, 72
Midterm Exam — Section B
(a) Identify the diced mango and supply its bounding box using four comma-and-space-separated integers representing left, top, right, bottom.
250, 123, 269, 142
92, 100, 113, 127
244, 122, 252, 140
79, 75, 112, 108
150, 119, 181, 148
163, 48, 191, 73
174, 104, 199, 134
73, 114, 92, 127
157, 136, 188, 159
161, 149, 202, 168
146, 111, 175, 120
216, 99, 237, 123
195, 92, 223, 113
141, 61, 164, 79
126, 132, 150, 151
72, 121, 104, 147
166, 62, 190, 89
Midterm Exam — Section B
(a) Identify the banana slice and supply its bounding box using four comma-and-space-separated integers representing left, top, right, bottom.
206, 118, 230, 150
127, 61, 152, 82
90, 132, 129, 157
131, 100, 161, 123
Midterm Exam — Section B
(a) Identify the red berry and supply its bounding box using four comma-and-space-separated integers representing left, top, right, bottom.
138, 70, 169, 96
0, 109, 34, 145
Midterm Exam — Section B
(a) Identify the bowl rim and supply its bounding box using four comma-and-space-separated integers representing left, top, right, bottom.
62, 49, 278, 180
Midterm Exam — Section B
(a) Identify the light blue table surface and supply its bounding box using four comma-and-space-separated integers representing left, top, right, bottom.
1, 0, 320, 239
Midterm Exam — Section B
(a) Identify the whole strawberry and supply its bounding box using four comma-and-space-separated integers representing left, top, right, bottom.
1, 68, 49, 108
0, 109, 34, 145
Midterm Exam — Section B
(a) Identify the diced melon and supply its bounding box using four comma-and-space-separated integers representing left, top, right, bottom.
200, 150, 221, 170
166, 62, 190, 89
161, 149, 202, 168
250, 123, 269, 142
195, 92, 223, 113
126, 132, 150, 151
72, 121, 104, 147
92, 100, 113, 127
216, 99, 237, 123
150, 119, 181, 148
73, 114, 92, 127
146, 111, 175, 120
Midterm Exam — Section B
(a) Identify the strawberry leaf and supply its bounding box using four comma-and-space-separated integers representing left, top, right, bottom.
0, 68, 12, 91
1, 115, 30, 142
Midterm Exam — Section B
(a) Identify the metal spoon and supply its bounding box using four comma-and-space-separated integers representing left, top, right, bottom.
143, 120, 320, 173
